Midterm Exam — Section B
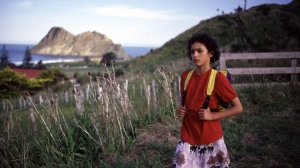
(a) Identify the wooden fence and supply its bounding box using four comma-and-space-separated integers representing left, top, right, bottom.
0, 79, 180, 113
1, 52, 299, 112
220, 52, 300, 83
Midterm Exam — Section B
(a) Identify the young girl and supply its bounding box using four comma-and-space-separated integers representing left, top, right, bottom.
172, 33, 243, 168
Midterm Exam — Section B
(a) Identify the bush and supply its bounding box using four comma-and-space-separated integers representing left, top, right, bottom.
0, 67, 29, 98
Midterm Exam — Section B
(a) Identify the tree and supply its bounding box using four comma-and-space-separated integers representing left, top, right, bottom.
84, 57, 91, 64
100, 52, 117, 66
22, 46, 33, 68
235, 5, 243, 13
34, 60, 46, 70
38, 69, 67, 86
0, 45, 16, 69
0, 45, 9, 64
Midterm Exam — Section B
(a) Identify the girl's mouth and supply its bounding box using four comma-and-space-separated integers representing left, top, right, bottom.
193, 59, 200, 63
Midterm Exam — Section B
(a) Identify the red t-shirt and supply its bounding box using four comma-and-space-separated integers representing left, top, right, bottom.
180, 68, 237, 145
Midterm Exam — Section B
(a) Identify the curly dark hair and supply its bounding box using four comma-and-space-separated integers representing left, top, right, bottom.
187, 33, 220, 64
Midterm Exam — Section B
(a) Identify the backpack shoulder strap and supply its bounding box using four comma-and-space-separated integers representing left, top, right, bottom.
184, 69, 195, 91
203, 69, 217, 109
206, 69, 217, 96
181, 69, 194, 106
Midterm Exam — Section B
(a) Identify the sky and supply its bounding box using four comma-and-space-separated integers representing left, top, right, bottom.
0, 0, 293, 47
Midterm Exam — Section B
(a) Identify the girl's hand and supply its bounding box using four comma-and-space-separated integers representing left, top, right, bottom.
198, 108, 215, 121
177, 106, 186, 118
198, 97, 243, 121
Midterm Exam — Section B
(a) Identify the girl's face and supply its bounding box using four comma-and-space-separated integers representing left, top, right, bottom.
190, 42, 212, 68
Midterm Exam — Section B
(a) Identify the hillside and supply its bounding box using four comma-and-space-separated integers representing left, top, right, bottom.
126, 0, 300, 74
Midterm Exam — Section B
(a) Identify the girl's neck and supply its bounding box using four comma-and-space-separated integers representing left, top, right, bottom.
195, 65, 211, 74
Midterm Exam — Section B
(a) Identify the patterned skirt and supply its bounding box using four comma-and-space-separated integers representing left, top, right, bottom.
172, 137, 230, 168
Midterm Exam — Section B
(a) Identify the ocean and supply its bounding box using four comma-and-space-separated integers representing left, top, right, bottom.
0, 44, 154, 65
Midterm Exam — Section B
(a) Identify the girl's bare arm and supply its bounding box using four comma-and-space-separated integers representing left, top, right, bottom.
198, 97, 243, 121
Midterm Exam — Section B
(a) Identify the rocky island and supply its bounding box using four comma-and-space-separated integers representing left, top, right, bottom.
31, 27, 130, 61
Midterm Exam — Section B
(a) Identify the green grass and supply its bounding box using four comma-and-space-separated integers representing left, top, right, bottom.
105, 84, 300, 168
1, 73, 299, 168
224, 84, 300, 167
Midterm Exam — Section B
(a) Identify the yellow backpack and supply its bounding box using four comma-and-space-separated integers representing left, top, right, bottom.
181, 69, 232, 111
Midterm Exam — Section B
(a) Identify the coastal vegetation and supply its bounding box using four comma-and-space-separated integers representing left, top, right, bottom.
1, 1, 300, 167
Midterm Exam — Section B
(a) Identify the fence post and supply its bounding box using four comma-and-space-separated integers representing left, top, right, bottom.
86, 84, 90, 100
220, 56, 226, 70
39, 94, 43, 105
65, 90, 69, 103
73, 84, 84, 115
291, 58, 297, 84
152, 80, 157, 110
124, 79, 128, 94
56, 93, 59, 103
23, 99, 26, 109
19, 97, 23, 110
146, 85, 151, 118
140, 84, 143, 97
132, 84, 136, 97
173, 79, 177, 97
28, 104, 37, 134
177, 76, 181, 103
2, 100, 5, 111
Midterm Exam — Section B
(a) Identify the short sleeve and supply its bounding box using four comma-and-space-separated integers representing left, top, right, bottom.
214, 72, 237, 103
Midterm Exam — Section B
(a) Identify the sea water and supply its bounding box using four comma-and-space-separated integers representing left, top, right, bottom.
0, 44, 154, 65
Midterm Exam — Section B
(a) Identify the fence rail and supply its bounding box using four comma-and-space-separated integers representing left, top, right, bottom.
227, 67, 300, 75
220, 52, 300, 82
221, 52, 300, 60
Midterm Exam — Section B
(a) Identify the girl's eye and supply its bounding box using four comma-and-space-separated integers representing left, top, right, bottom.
190, 48, 202, 54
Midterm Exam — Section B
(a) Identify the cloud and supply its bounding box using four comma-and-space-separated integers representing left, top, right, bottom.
88, 5, 198, 21
16, 1, 32, 8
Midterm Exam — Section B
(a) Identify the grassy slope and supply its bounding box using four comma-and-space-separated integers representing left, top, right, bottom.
124, 0, 300, 75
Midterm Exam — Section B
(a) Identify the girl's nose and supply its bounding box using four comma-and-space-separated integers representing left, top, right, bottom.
192, 52, 199, 59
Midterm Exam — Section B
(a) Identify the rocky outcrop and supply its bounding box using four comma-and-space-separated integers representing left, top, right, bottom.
31, 27, 130, 60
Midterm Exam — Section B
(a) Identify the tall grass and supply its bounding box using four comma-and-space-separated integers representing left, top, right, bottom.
0, 66, 178, 167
